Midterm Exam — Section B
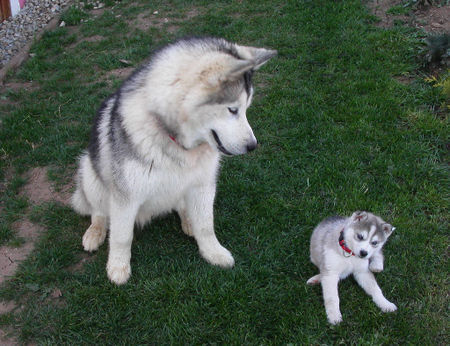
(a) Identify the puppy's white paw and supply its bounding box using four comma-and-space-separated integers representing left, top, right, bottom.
369, 261, 383, 273
380, 301, 397, 312
107, 262, 131, 285
200, 245, 235, 268
327, 312, 343, 325
82, 224, 107, 252
306, 275, 321, 285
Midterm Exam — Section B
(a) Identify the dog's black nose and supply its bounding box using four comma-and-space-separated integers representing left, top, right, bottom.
246, 140, 257, 152
360, 250, 368, 258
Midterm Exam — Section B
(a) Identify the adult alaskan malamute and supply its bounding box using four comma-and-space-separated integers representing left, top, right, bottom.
307, 211, 397, 324
72, 37, 276, 285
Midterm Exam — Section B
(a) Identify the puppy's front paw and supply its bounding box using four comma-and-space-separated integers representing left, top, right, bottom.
380, 301, 397, 312
369, 261, 383, 273
200, 245, 235, 268
306, 275, 321, 285
107, 261, 131, 285
327, 311, 343, 325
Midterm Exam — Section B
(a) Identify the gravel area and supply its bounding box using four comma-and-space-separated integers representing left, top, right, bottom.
0, 0, 74, 69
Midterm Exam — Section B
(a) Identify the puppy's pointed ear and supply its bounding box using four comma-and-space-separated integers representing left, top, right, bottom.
351, 211, 368, 222
234, 45, 277, 70
382, 223, 395, 236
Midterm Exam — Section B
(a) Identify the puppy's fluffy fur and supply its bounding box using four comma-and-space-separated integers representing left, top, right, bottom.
307, 211, 397, 324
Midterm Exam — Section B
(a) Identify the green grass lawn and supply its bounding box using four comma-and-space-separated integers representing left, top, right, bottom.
0, 0, 447, 343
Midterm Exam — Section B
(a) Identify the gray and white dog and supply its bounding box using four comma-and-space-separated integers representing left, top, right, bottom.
307, 211, 397, 324
72, 37, 276, 285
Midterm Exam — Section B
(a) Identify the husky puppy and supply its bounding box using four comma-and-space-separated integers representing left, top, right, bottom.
71, 37, 276, 285
307, 211, 397, 324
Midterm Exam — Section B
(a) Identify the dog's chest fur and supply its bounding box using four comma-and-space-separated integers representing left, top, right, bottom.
120, 147, 220, 225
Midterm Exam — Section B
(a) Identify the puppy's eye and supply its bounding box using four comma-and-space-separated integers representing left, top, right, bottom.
228, 107, 238, 115
371, 241, 378, 246
357, 234, 364, 240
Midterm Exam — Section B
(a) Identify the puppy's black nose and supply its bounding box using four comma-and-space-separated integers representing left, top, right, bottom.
246, 139, 257, 152
360, 250, 368, 258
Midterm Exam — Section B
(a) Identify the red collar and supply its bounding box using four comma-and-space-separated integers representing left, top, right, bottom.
169, 135, 177, 143
339, 229, 355, 256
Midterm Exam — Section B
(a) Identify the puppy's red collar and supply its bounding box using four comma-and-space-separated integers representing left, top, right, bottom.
169, 135, 177, 143
339, 229, 355, 257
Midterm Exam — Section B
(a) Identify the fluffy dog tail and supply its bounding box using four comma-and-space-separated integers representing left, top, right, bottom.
71, 186, 91, 215
71, 154, 92, 215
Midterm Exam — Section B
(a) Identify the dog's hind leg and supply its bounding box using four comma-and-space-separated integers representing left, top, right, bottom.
307, 274, 321, 285
82, 214, 107, 252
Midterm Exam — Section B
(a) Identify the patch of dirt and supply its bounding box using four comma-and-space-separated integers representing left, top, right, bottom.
131, 7, 201, 33
366, 0, 450, 34
414, 5, 450, 33
367, 0, 408, 28
0, 221, 44, 286
20, 167, 72, 205
1, 81, 36, 91
134, 12, 169, 31
107, 67, 134, 80
0, 329, 16, 346
1, 167, 72, 288
71, 34, 105, 48
91, 7, 106, 17
0, 301, 16, 314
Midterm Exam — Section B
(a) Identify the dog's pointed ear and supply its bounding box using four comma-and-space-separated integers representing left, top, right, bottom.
200, 58, 254, 87
351, 211, 368, 222
382, 223, 395, 236
234, 45, 277, 70
225, 59, 255, 81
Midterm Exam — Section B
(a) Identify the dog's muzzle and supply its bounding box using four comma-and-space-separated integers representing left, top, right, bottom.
211, 130, 234, 156
211, 130, 257, 155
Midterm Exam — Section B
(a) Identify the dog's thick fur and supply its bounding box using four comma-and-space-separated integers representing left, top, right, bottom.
307, 211, 397, 324
72, 37, 276, 285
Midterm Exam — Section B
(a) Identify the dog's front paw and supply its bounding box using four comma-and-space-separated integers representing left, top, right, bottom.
327, 311, 343, 325
107, 261, 131, 285
200, 245, 235, 268
369, 261, 383, 273
379, 301, 397, 312
82, 224, 107, 252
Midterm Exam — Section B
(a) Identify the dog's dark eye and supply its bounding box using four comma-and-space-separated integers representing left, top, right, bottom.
357, 234, 364, 240
371, 241, 378, 246
228, 107, 238, 115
